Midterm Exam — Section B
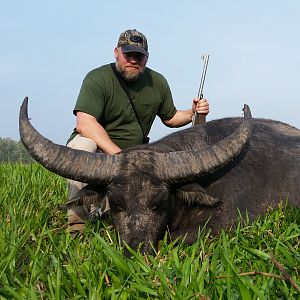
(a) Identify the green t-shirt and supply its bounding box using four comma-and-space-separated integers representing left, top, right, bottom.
69, 64, 177, 149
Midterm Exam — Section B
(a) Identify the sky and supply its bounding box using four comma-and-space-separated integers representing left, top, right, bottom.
1, 1, 300, 144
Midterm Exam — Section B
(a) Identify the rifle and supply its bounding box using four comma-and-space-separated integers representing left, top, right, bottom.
192, 54, 209, 126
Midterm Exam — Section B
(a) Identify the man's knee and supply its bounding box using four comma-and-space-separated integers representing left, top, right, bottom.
67, 135, 98, 153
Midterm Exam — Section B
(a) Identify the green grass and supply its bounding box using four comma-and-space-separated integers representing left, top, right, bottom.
0, 163, 299, 299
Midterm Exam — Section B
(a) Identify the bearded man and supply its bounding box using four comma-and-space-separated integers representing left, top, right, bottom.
66, 29, 210, 232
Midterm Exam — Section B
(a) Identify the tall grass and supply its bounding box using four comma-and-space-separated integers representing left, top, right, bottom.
0, 163, 299, 299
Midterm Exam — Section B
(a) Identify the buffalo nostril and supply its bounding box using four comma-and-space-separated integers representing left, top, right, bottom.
122, 238, 154, 256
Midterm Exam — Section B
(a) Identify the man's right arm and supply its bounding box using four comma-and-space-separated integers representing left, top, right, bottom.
76, 111, 122, 155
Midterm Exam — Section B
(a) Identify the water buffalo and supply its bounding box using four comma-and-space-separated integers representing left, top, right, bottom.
19, 97, 300, 254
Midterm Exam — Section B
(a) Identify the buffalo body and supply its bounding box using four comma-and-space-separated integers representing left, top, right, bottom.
19, 98, 300, 253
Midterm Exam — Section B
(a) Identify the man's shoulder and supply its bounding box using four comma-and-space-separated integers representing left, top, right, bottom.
145, 67, 169, 86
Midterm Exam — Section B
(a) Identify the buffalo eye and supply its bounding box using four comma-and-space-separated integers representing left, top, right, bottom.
149, 186, 170, 212
150, 202, 163, 211
112, 204, 125, 213
109, 199, 126, 213
107, 188, 127, 212
150, 199, 166, 211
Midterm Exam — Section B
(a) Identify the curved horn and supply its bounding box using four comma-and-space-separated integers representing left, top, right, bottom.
156, 104, 252, 183
19, 97, 120, 185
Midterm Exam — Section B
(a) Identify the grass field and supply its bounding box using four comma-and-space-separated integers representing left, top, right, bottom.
0, 163, 299, 299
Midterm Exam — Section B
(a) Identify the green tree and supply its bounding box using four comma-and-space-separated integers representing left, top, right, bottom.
0, 137, 33, 163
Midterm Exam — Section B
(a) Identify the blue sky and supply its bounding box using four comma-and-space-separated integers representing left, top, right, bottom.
1, 1, 300, 144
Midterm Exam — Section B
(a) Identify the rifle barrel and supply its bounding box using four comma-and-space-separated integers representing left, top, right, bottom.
192, 54, 209, 126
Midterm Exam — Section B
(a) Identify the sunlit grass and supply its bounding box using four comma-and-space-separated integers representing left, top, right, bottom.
0, 163, 299, 299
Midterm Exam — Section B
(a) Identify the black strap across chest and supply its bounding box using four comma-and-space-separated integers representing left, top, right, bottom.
110, 63, 149, 143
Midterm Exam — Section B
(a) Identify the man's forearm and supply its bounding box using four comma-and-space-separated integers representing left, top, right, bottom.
87, 126, 121, 154
163, 109, 193, 128
76, 114, 121, 154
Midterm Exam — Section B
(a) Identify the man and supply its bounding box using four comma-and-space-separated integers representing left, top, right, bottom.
66, 29, 210, 232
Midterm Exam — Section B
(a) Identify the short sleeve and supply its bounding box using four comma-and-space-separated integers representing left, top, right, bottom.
157, 77, 177, 121
73, 74, 105, 121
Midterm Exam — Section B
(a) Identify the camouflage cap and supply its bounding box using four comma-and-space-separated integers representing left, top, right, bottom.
117, 29, 149, 57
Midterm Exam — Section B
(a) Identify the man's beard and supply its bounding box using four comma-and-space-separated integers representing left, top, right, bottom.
115, 61, 144, 82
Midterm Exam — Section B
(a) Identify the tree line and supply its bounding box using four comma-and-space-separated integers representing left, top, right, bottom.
0, 137, 33, 163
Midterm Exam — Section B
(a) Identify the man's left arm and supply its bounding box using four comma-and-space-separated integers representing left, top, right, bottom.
163, 98, 209, 128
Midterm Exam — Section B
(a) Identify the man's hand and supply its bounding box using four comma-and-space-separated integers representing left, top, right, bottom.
163, 98, 210, 128
193, 98, 209, 115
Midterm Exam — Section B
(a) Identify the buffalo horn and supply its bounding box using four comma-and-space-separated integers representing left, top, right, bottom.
19, 97, 120, 185
156, 104, 252, 183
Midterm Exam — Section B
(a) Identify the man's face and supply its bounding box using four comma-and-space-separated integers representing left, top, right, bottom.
114, 47, 148, 81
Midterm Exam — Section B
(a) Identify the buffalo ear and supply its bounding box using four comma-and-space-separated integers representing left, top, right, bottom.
175, 183, 220, 207
65, 184, 107, 208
